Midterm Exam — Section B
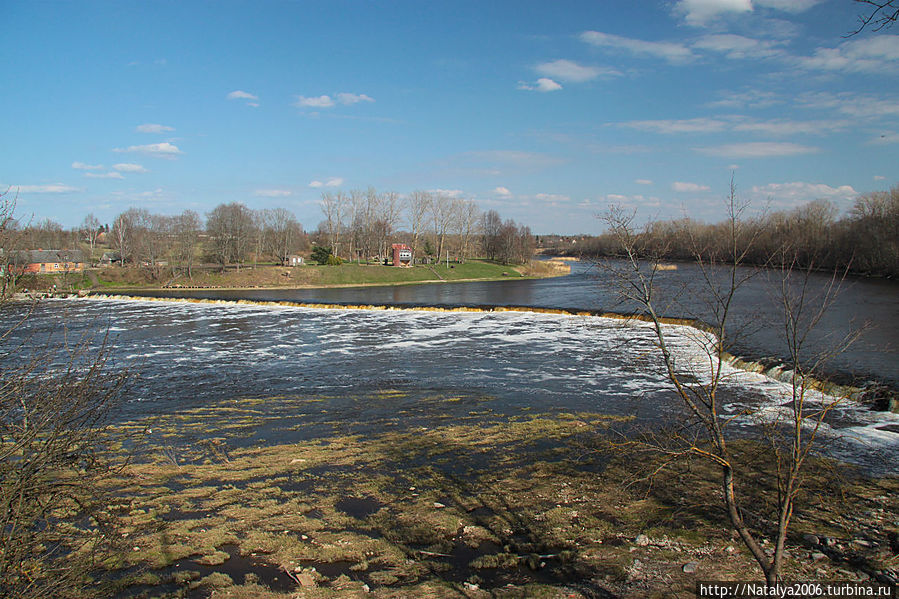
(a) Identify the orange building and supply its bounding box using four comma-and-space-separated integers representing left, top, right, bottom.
10, 250, 86, 274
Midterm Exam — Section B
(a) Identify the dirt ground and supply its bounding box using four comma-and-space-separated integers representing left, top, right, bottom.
94, 393, 898, 599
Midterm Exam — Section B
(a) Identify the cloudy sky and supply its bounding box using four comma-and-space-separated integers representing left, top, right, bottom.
2, 0, 896, 233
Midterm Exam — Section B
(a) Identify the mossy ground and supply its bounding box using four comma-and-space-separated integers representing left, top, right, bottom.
91, 393, 897, 599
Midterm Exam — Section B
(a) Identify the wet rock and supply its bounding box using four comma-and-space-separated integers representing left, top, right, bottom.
683, 562, 699, 574
635, 534, 650, 546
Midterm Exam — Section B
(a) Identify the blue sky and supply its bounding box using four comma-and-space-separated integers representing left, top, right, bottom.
2, 0, 896, 233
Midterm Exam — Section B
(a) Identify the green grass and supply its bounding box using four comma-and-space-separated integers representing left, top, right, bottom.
312, 260, 525, 286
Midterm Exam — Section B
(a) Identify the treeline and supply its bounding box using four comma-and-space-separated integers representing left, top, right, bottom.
109, 204, 307, 276
316, 188, 533, 265
11, 187, 536, 279
554, 185, 899, 279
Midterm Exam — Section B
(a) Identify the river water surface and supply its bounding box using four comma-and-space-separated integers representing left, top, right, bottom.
5, 262, 898, 474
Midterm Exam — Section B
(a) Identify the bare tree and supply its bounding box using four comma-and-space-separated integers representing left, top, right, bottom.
206, 202, 256, 270
430, 193, 455, 263
457, 199, 481, 262
172, 210, 201, 279
407, 191, 432, 264
261, 207, 305, 265
0, 192, 131, 598
319, 192, 345, 259
850, 0, 898, 33
79, 213, 102, 265
602, 184, 858, 584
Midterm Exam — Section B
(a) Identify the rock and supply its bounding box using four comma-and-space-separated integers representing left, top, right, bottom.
361, 583, 370, 593
296, 571, 317, 588
635, 534, 650, 546
433, 502, 446, 509
683, 562, 699, 574
463, 581, 480, 591
725, 545, 736, 554
802, 534, 820, 546
811, 552, 828, 561
853, 539, 872, 548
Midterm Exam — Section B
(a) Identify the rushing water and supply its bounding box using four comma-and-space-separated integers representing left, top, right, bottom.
127, 260, 899, 388
4, 292, 898, 475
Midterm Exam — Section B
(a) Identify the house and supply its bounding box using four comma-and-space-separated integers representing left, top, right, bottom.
391, 243, 412, 267
99, 251, 121, 266
10, 249, 86, 274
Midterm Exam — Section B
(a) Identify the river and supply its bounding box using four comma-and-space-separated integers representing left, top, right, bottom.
121, 260, 899, 388
3, 260, 897, 475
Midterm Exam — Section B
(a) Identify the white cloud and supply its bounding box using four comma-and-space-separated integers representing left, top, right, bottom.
619, 115, 846, 136
635, 179, 653, 185
874, 175, 886, 181
675, 0, 752, 26
535, 59, 617, 83
580, 31, 695, 64
672, 181, 710, 192
693, 34, 782, 59
518, 78, 563, 92
112, 163, 148, 173
16, 184, 81, 193
534, 193, 571, 205
309, 177, 343, 188
749, 181, 857, 205
620, 117, 728, 134
336, 92, 375, 105
796, 36, 899, 74
493, 186, 512, 197
227, 90, 259, 101
114, 142, 183, 159
84, 171, 125, 179
755, 0, 823, 13
535, 78, 563, 92
136, 123, 175, 133
706, 89, 781, 109
429, 188, 465, 198
254, 189, 293, 197
797, 91, 899, 119
295, 93, 375, 109
466, 150, 565, 169
696, 142, 818, 158
296, 95, 336, 108
72, 161, 104, 170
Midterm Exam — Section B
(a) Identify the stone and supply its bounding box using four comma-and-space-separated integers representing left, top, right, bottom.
811, 552, 828, 561
683, 562, 699, 574
635, 534, 650, 546
433, 502, 446, 509
802, 534, 820, 546
725, 545, 736, 554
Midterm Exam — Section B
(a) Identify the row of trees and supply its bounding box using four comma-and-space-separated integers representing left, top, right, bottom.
317, 188, 530, 265
106, 205, 307, 277
567, 185, 899, 279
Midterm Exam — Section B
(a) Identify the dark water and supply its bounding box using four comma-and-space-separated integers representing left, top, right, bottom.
122, 260, 899, 388
3, 261, 897, 474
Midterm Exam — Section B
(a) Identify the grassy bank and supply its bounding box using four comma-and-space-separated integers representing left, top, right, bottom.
70, 392, 899, 598
22, 259, 570, 293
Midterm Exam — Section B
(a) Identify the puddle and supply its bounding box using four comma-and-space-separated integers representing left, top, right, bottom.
335, 496, 382, 519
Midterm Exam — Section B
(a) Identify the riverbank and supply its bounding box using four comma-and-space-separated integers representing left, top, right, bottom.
98, 393, 899, 598
22, 259, 569, 295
